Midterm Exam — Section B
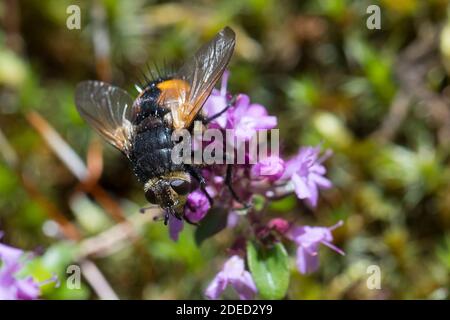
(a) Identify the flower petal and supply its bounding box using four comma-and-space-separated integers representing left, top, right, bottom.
168, 215, 184, 242
255, 116, 277, 130
185, 190, 211, 223
15, 277, 40, 300
0, 285, 15, 300
310, 173, 332, 189
230, 271, 257, 300
246, 104, 268, 117
233, 94, 250, 116
222, 256, 245, 279
292, 174, 311, 199
287, 226, 306, 243
296, 246, 319, 274
205, 272, 228, 300
0, 243, 24, 265
227, 211, 240, 228
251, 156, 285, 180
305, 179, 319, 207
204, 94, 228, 128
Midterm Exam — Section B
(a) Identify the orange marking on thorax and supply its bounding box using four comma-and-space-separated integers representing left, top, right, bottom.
156, 79, 190, 104
157, 79, 190, 91
156, 79, 192, 129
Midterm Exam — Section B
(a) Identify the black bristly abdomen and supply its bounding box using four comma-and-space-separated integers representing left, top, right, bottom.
128, 78, 174, 183
128, 77, 198, 185
130, 122, 184, 183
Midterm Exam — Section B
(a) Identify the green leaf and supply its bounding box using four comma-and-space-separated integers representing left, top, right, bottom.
194, 207, 228, 245
247, 241, 289, 300
252, 194, 266, 212
41, 242, 78, 271
269, 195, 296, 213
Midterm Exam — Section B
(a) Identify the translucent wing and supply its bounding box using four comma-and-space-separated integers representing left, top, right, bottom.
75, 80, 135, 154
168, 26, 236, 129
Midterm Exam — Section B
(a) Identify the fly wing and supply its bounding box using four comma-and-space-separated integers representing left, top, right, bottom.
75, 80, 135, 154
168, 27, 236, 129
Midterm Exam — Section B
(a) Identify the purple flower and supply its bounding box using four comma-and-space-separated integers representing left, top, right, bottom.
288, 221, 344, 274
203, 71, 230, 128
228, 94, 277, 141
267, 218, 290, 234
227, 211, 240, 228
0, 233, 40, 300
281, 146, 332, 207
185, 190, 211, 223
251, 156, 285, 181
168, 214, 184, 242
0, 271, 40, 300
204, 71, 277, 140
169, 189, 213, 241
205, 255, 257, 300
0, 235, 23, 265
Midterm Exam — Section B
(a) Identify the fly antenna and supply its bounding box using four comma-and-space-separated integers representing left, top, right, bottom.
139, 204, 159, 214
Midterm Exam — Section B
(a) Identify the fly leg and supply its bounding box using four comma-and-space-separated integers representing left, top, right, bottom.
150, 211, 169, 225
185, 164, 214, 206
163, 208, 183, 225
201, 95, 236, 125
225, 164, 251, 210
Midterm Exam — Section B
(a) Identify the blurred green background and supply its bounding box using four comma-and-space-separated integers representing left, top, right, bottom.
1, 0, 450, 299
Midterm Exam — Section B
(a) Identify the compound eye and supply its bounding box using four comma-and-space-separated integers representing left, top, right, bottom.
170, 179, 190, 195
145, 189, 158, 204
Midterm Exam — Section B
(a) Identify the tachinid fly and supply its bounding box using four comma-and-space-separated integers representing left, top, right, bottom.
75, 27, 236, 224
